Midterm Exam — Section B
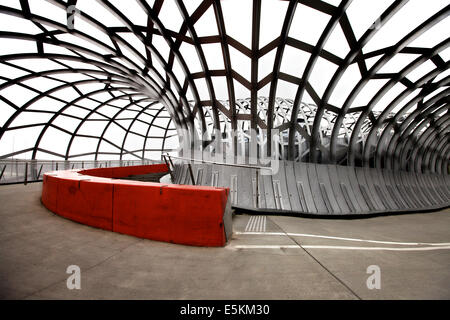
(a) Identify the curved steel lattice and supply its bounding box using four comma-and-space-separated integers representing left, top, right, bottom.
0, 0, 449, 174
200, 97, 403, 164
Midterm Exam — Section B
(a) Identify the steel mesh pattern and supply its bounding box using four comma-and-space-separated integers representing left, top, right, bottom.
0, 0, 448, 173
200, 97, 394, 164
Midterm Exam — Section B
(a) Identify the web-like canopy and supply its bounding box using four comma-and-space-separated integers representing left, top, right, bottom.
0, 0, 448, 173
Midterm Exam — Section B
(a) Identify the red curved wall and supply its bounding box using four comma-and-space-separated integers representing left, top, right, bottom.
41, 164, 230, 247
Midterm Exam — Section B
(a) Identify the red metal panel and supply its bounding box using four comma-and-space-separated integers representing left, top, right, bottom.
111, 164, 168, 177
112, 181, 227, 246
41, 164, 229, 247
78, 167, 114, 178
78, 164, 168, 178
54, 177, 113, 231
41, 174, 58, 212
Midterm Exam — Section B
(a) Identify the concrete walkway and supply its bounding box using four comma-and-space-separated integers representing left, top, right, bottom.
0, 183, 449, 299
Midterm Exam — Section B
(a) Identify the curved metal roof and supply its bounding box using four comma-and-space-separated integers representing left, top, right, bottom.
0, 0, 448, 173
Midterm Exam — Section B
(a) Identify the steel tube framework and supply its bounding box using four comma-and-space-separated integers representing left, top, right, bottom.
0, 1, 448, 179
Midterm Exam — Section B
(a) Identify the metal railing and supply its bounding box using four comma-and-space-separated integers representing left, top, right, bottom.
0, 159, 159, 185
164, 154, 273, 171
162, 153, 272, 207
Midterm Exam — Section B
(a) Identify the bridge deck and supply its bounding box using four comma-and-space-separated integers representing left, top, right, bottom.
0, 183, 449, 299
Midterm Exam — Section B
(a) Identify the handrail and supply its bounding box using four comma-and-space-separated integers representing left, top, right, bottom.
161, 154, 174, 182
165, 153, 271, 208
165, 153, 273, 173
0, 158, 161, 185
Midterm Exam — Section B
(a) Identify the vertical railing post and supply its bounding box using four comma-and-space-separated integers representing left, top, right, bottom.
256, 169, 259, 209
37, 164, 43, 180
167, 154, 174, 169
0, 165, 6, 182
162, 155, 174, 182
24, 162, 28, 185
188, 161, 195, 186
30, 160, 37, 181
